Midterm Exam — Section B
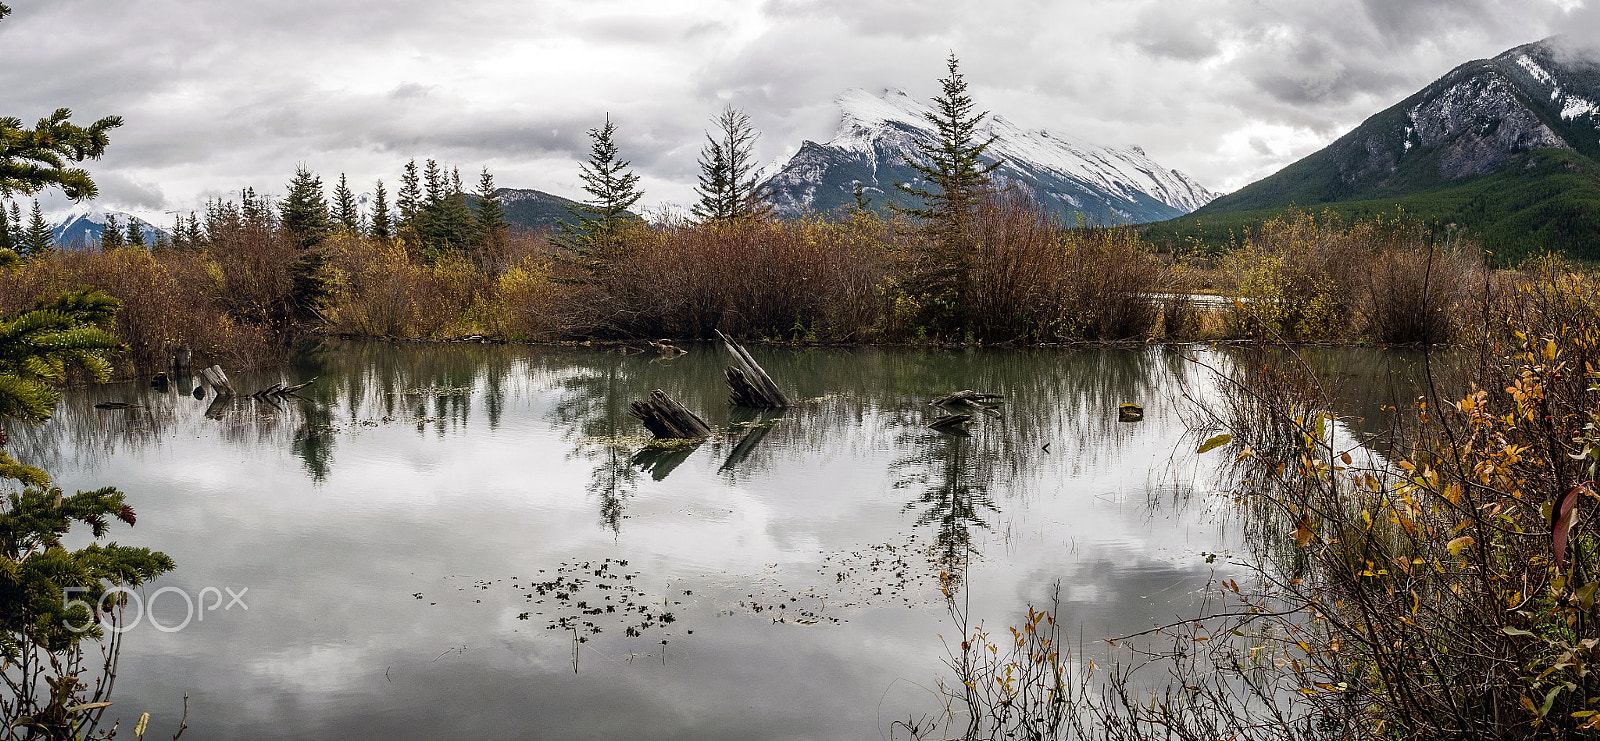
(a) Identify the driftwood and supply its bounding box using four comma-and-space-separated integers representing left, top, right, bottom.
199, 365, 236, 397
251, 377, 317, 399
630, 389, 713, 439
932, 389, 1003, 418
93, 402, 142, 410
647, 339, 686, 357
928, 413, 975, 433
715, 330, 789, 409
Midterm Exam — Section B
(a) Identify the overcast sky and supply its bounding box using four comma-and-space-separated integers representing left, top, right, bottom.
5, 0, 1598, 220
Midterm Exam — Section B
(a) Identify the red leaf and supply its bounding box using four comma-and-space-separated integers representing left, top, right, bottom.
1554, 483, 1592, 568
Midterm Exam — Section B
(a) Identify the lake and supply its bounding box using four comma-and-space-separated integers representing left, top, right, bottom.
9, 341, 1425, 739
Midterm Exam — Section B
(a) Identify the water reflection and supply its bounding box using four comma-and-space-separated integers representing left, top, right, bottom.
1, 340, 1334, 740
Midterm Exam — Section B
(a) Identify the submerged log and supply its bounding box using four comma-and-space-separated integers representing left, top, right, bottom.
932, 389, 1003, 418
281, 377, 317, 395
1118, 403, 1144, 422
630, 389, 713, 439
715, 330, 789, 409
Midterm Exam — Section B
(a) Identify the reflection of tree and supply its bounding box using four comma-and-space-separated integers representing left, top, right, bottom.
292, 403, 335, 483
554, 358, 643, 534
894, 431, 996, 590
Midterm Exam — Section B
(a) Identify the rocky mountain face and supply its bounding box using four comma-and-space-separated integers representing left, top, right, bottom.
1197, 36, 1600, 214
48, 206, 165, 248
761, 88, 1216, 224
492, 187, 584, 232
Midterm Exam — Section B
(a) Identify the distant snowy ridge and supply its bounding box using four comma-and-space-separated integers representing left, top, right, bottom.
761, 88, 1216, 223
44, 204, 167, 248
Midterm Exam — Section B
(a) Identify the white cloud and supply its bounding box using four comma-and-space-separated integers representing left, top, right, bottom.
0, 0, 1584, 212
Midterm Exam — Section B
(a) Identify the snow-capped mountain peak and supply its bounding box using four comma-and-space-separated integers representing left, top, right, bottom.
763, 88, 1216, 222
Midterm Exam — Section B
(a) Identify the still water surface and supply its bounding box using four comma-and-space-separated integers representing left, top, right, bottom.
12, 342, 1421, 739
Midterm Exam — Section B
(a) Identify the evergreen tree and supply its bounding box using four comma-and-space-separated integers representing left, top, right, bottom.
279, 165, 330, 250
0, 200, 14, 257
124, 216, 145, 249
170, 213, 187, 251
185, 212, 204, 250
8, 201, 21, 241
421, 166, 479, 259
332, 172, 360, 234
100, 213, 123, 251
370, 178, 391, 242
21, 200, 51, 258
554, 115, 645, 273
893, 53, 1002, 337
692, 105, 767, 223
1, 109, 121, 201
397, 160, 421, 232
473, 167, 507, 257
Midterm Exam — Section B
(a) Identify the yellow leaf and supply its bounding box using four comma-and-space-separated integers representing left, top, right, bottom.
1447, 536, 1474, 556
1197, 434, 1232, 454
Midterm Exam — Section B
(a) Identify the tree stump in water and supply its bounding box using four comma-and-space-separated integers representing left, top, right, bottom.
630, 389, 713, 439
714, 330, 789, 409
932, 389, 1003, 418
200, 364, 236, 397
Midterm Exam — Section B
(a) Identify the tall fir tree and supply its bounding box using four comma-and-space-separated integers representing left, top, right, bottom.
124, 216, 145, 249
421, 166, 479, 259
893, 53, 1001, 338
22, 200, 51, 258
554, 115, 644, 274
100, 213, 123, 251
183, 212, 204, 251
332, 172, 360, 234
0, 200, 14, 257
397, 160, 421, 233
279, 165, 330, 250
8, 201, 21, 242
691, 105, 767, 223
370, 178, 391, 243
473, 167, 507, 255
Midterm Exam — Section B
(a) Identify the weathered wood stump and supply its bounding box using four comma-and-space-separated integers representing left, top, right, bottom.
1118, 403, 1144, 422
630, 389, 713, 439
932, 389, 1003, 418
715, 330, 789, 409
199, 364, 236, 397
172, 345, 192, 373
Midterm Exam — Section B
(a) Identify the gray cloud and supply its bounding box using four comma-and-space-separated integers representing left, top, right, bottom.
0, 0, 1588, 215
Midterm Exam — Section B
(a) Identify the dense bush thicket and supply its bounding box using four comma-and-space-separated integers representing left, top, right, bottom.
0, 194, 1567, 382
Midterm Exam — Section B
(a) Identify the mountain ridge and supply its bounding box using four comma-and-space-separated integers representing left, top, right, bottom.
761, 88, 1216, 223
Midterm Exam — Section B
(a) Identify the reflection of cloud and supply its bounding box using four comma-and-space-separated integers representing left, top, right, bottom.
36, 342, 1285, 736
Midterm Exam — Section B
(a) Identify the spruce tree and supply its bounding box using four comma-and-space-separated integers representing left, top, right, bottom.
332, 172, 360, 234
100, 213, 123, 250
22, 200, 51, 258
691, 105, 767, 223
279, 165, 330, 250
370, 178, 391, 243
397, 160, 421, 232
0, 200, 14, 257
893, 53, 1001, 338
169, 213, 187, 251
124, 216, 145, 249
8, 201, 21, 242
473, 167, 507, 257
184, 212, 205, 250
554, 115, 644, 274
